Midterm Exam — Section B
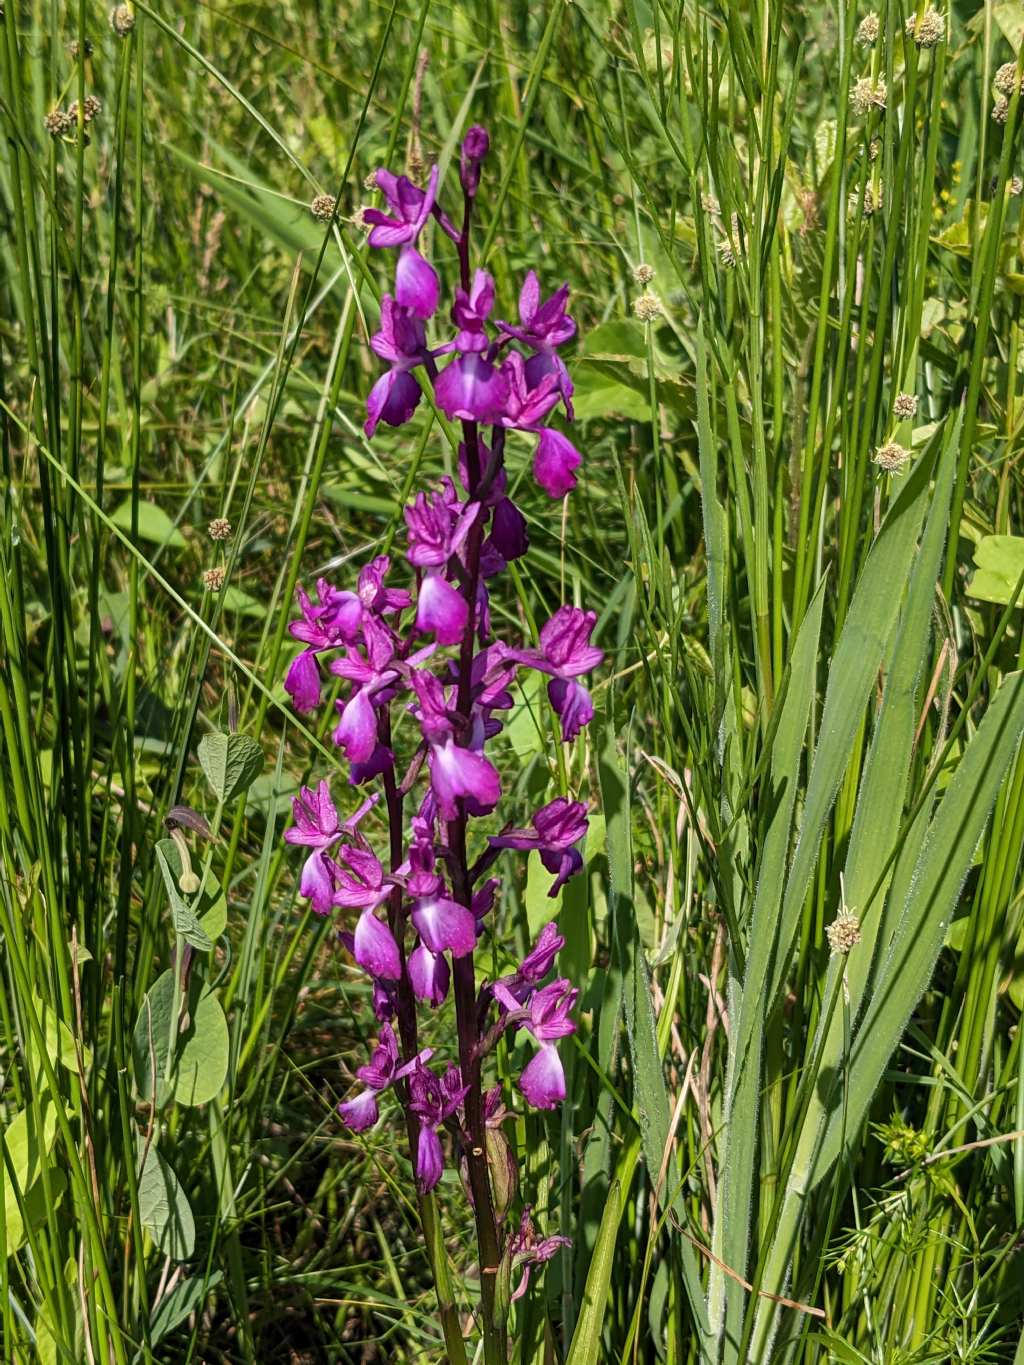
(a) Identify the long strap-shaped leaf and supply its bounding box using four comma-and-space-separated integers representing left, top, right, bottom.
750, 669, 1024, 1357
598, 706, 711, 1346
708, 583, 825, 1348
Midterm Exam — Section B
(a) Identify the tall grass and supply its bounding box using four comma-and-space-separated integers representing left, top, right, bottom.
1, 0, 1023, 1361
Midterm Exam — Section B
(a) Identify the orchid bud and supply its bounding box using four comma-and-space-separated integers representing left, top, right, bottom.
459, 124, 489, 198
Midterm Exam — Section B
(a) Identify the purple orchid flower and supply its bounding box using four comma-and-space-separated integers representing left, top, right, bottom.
411, 673, 502, 820
408, 1061, 469, 1193
497, 271, 576, 417
365, 297, 429, 437
338, 1023, 432, 1132
285, 580, 364, 713
357, 555, 412, 616
365, 166, 440, 318
492, 353, 583, 499
450, 270, 495, 353
492, 977, 578, 1109
506, 1206, 572, 1302
284, 780, 341, 913
490, 797, 589, 895
494, 921, 566, 1007
516, 606, 604, 741
408, 941, 450, 1006
435, 353, 510, 424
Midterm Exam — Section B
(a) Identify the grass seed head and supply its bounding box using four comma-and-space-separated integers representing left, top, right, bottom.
202, 566, 226, 592
874, 440, 911, 472
893, 392, 918, 418
632, 262, 655, 285
850, 76, 886, 115
992, 95, 1010, 123
994, 61, 1023, 95
109, 4, 135, 37
632, 290, 662, 321
208, 517, 232, 542
827, 911, 862, 955
310, 193, 336, 223
44, 108, 71, 137
856, 13, 880, 46
905, 8, 945, 47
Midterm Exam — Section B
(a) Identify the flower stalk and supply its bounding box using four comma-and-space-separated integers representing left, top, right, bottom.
282, 125, 598, 1356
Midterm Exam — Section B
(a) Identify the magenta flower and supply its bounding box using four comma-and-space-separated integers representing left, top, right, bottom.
408, 1061, 469, 1193
285, 580, 364, 713
357, 555, 412, 616
326, 844, 387, 909
493, 976, 577, 1109
408, 941, 450, 1006
338, 1024, 432, 1132
498, 270, 576, 417
533, 427, 582, 498
516, 606, 604, 741
365, 166, 440, 318
284, 781, 341, 912
450, 269, 495, 353
366, 166, 438, 247
506, 1207, 572, 1302
435, 353, 510, 423
365, 297, 429, 436
490, 797, 589, 895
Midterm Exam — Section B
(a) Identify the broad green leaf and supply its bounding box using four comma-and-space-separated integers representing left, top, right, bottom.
110, 498, 186, 550
220, 585, 266, 619
1, 1099, 64, 1256
197, 732, 265, 803
35, 1001, 92, 1075
967, 534, 1024, 607
155, 837, 227, 942
133, 969, 230, 1108
155, 842, 214, 951
572, 370, 652, 423
138, 1143, 195, 1261
151, 1271, 223, 1344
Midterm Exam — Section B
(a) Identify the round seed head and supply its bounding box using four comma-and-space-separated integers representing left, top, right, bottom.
207, 517, 232, 542
992, 95, 1010, 124
44, 108, 71, 137
1011, 176, 1024, 196
873, 440, 911, 473
893, 392, 918, 419
850, 76, 886, 116
826, 911, 862, 955
701, 192, 721, 216
994, 61, 1022, 96
856, 13, 880, 46
82, 95, 101, 123
310, 193, 337, 223
109, 4, 135, 36
202, 566, 226, 592
906, 7, 945, 47
633, 262, 655, 285
632, 290, 663, 322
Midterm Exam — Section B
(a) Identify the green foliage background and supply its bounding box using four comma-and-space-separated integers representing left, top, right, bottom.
2, 0, 1024, 1361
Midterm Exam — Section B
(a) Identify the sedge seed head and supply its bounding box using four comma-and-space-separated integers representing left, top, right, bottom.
44, 108, 71, 137
993, 95, 1011, 124
632, 262, 655, 285
202, 566, 226, 592
851, 76, 887, 116
893, 392, 918, 418
856, 13, 880, 46
109, 4, 135, 36
826, 911, 862, 955
873, 440, 911, 472
632, 290, 662, 322
207, 517, 232, 542
906, 7, 945, 47
995, 61, 1023, 96
310, 193, 337, 223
